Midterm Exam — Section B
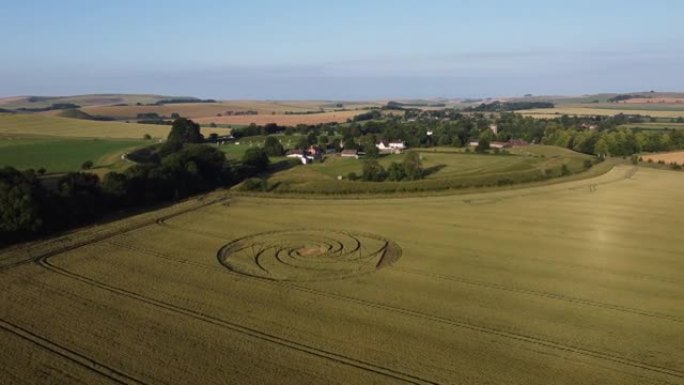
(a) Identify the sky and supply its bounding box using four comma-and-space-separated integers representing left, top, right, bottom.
1, 0, 683, 99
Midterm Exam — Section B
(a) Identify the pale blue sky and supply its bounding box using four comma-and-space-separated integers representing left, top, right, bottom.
1, 0, 683, 99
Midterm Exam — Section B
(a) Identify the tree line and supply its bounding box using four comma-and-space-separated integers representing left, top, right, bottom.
0, 118, 271, 246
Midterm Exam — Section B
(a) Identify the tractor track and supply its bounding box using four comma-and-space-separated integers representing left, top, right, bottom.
0, 195, 229, 273
36, 253, 440, 385
394, 267, 684, 323
0, 318, 149, 385
44, 240, 684, 382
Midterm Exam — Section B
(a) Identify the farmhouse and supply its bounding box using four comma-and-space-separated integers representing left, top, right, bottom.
508, 138, 529, 147
377, 140, 406, 154
286, 146, 323, 164
468, 140, 510, 149
469, 138, 529, 149
340, 149, 359, 159
286, 149, 309, 164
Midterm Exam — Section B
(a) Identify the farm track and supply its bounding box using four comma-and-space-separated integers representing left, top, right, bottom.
62, 237, 684, 381
394, 267, 684, 323
0, 196, 231, 385
36, 254, 440, 385
0, 195, 229, 272
463, 165, 637, 205
0, 318, 148, 385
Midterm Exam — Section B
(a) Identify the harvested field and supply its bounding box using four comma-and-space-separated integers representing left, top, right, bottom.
80, 101, 379, 121
0, 165, 682, 384
519, 106, 684, 119
641, 151, 684, 165
618, 97, 684, 104
192, 110, 365, 126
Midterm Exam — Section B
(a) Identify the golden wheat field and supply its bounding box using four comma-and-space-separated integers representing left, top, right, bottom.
0, 165, 682, 384
192, 110, 367, 126
641, 151, 684, 165
78, 101, 378, 121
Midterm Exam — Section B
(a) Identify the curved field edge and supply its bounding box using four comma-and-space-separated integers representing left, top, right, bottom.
0, 162, 618, 263
233, 157, 621, 200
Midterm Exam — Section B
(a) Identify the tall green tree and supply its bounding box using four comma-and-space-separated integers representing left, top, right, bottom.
361, 159, 387, 181
168, 118, 204, 144
0, 168, 44, 238
242, 147, 270, 174
403, 151, 424, 180
263, 136, 285, 156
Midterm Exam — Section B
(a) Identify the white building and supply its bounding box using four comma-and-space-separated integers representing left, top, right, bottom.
376, 140, 406, 153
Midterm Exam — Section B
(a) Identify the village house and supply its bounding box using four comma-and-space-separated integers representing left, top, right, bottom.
340, 149, 359, 159
286, 149, 309, 164
376, 140, 406, 154
286, 146, 323, 164
490, 141, 510, 149
469, 138, 529, 149
507, 138, 529, 147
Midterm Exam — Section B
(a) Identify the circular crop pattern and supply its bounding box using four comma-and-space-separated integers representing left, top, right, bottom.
217, 229, 402, 281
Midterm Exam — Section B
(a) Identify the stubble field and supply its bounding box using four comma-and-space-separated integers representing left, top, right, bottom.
0, 165, 682, 384
192, 110, 366, 126
641, 151, 684, 165
518, 106, 684, 119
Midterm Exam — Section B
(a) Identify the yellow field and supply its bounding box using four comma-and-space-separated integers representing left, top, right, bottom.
0, 114, 230, 139
641, 151, 684, 165
193, 110, 365, 126
520, 106, 684, 119
0, 165, 682, 384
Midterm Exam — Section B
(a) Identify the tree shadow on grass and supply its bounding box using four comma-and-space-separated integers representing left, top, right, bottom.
423, 164, 446, 177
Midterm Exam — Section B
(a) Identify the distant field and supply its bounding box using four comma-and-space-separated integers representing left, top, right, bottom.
79, 101, 380, 121
619, 122, 684, 130
617, 97, 684, 104
266, 145, 595, 194
0, 114, 229, 139
193, 110, 364, 126
1, 165, 681, 384
0, 94, 176, 109
519, 106, 684, 119
0, 136, 147, 172
641, 151, 684, 165
586, 103, 684, 111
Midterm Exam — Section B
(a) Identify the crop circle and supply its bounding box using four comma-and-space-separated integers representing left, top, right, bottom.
217, 229, 401, 281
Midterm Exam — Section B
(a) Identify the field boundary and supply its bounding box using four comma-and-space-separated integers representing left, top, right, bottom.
0, 194, 229, 271
233, 159, 620, 200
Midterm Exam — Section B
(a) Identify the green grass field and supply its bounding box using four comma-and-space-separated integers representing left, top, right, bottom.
0, 136, 148, 173
265, 145, 595, 194
0, 165, 681, 384
0, 113, 230, 139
